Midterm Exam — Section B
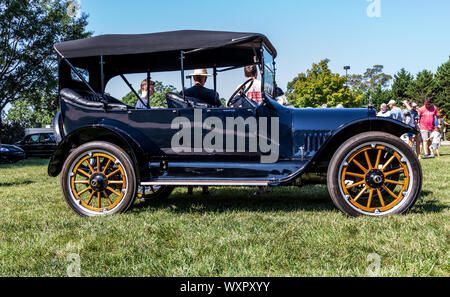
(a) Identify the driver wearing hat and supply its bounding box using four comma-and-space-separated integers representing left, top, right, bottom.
182, 69, 222, 107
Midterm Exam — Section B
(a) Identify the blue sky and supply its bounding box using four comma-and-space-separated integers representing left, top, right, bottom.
77, 0, 450, 99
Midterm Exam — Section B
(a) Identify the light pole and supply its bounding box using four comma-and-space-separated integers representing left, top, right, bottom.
343, 66, 350, 87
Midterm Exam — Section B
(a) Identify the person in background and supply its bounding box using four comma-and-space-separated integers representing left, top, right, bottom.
136, 79, 155, 109
336, 104, 344, 108
377, 103, 391, 118
275, 87, 288, 106
410, 102, 421, 156
388, 100, 403, 121
187, 186, 210, 196
321, 104, 328, 108
427, 126, 441, 158
418, 97, 441, 157
401, 100, 416, 147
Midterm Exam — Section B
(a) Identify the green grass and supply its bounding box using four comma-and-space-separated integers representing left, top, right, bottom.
0, 147, 449, 277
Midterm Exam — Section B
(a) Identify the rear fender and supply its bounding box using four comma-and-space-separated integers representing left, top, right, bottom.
48, 125, 147, 178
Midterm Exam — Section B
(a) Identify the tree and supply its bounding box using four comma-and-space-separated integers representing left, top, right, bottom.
407, 70, 436, 105
122, 81, 178, 108
434, 57, 450, 120
286, 59, 360, 108
391, 68, 413, 102
362, 85, 392, 109
348, 65, 392, 93
0, 0, 91, 138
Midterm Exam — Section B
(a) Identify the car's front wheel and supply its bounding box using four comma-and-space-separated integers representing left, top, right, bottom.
327, 132, 422, 217
61, 141, 137, 216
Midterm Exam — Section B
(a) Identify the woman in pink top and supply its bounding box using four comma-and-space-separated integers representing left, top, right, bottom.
418, 97, 441, 157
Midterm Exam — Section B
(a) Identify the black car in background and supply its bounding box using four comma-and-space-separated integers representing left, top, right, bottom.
15, 133, 57, 158
0, 144, 26, 164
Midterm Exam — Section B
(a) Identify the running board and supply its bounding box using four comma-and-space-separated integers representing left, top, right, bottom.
141, 179, 270, 186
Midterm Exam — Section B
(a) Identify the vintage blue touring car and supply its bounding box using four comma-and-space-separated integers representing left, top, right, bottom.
49, 30, 422, 217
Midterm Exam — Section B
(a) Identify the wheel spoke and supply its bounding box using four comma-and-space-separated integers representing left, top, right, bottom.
74, 180, 89, 184
354, 186, 368, 202
97, 156, 101, 172
352, 159, 368, 173
364, 151, 372, 170
381, 155, 396, 171
345, 172, 365, 178
345, 180, 366, 189
382, 185, 399, 200
103, 191, 113, 206
108, 180, 124, 185
384, 167, 403, 177
84, 159, 95, 174
106, 169, 121, 179
77, 168, 91, 178
97, 192, 101, 208
78, 186, 92, 196
86, 190, 95, 205
376, 188, 385, 207
102, 159, 112, 174
374, 149, 382, 168
107, 186, 122, 197
367, 189, 374, 208
385, 179, 405, 185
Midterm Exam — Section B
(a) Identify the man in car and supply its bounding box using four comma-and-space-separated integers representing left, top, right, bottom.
183, 69, 222, 107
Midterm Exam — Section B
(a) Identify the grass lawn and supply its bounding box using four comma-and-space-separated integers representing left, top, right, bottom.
0, 147, 449, 277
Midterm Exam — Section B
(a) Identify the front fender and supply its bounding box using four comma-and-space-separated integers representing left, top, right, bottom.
307, 117, 417, 168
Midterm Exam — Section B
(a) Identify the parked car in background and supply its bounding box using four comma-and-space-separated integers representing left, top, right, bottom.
0, 144, 26, 164
16, 133, 57, 158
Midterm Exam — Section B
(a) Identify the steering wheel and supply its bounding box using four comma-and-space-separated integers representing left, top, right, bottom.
227, 78, 257, 108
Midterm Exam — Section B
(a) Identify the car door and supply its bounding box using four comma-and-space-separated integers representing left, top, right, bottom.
127, 107, 181, 160
23, 134, 40, 157
175, 106, 259, 161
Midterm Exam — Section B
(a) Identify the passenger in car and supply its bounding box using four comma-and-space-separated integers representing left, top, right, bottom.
136, 79, 155, 109
240, 65, 263, 106
182, 69, 222, 107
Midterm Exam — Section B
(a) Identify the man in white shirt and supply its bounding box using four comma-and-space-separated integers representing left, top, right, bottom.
377, 103, 391, 118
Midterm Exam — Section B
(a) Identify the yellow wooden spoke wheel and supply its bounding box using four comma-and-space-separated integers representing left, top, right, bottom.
327, 132, 422, 217
61, 142, 137, 216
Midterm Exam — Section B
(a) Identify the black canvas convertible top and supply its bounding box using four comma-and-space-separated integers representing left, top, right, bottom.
54, 30, 277, 59
56, 30, 277, 92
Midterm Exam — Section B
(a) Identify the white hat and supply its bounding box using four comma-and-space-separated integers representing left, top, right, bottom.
412, 102, 417, 107
388, 100, 396, 106
188, 69, 212, 77
381, 103, 387, 108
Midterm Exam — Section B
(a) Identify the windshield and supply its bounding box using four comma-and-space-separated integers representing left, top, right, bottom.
262, 46, 275, 97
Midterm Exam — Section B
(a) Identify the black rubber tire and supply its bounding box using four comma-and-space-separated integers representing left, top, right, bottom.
142, 186, 175, 200
61, 141, 137, 216
327, 131, 422, 217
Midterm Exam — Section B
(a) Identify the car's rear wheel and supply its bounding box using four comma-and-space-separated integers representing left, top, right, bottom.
61, 141, 137, 216
327, 132, 422, 217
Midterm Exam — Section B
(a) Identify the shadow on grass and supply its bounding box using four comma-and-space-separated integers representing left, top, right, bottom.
132, 186, 336, 214
410, 190, 450, 213
0, 180, 35, 187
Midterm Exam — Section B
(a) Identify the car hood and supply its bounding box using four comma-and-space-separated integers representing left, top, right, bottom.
291, 108, 372, 131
